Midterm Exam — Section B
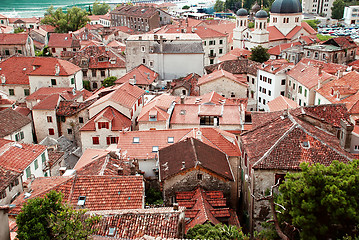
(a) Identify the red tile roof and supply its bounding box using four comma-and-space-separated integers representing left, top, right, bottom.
0, 139, 46, 174
91, 207, 185, 239
75, 149, 110, 170
299, 58, 347, 75
28, 57, 81, 76
0, 33, 28, 45
324, 36, 357, 49
259, 59, 294, 74
301, 21, 317, 35
218, 48, 251, 61
176, 187, 230, 232
268, 42, 301, 56
138, 94, 178, 122
91, 82, 145, 109
267, 22, 316, 41
171, 73, 201, 96
0, 108, 31, 137
32, 94, 62, 110
0, 165, 21, 193
47, 150, 64, 168
198, 69, 248, 86
159, 137, 234, 181
56, 98, 95, 116
111, 5, 159, 18
205, 58, 260, 76
267, 95, 298, 112
115, 64, 158, 86
241, 106, 353, 170
287, 61, 334, 89
10, 175, 144, 214
48, 33, 81, 48
13, 106, 31, 117
316, 71, 359, 113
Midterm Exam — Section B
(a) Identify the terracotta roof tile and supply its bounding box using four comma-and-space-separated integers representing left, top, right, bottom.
218, 48, 251, 61
48, 33, 81, 48
176, 187, 230, 232
10, 175, 144, 214
171, 73, 200, 96
299, 58, 347, 75
259, 59, 294, 74
198, 69, 247, 86
32, 94, 62, 110
0, 165, 21, 193
47, 150, 64, 168
159, 137, 234, 181
115, 64, 158, 86
111, 5, 159, 18
0, 139, 46, 173
0, 33, 28, 45
267, 95, 298, 112
56, 99, 95, 116
28, 57, 81, 76
80, 106, 131, 131
324, 36, 357, 49
26, 87, 83, 101
91, 207, 185, 239
268, 42, 301, 56
13, 106, 31, 117
0, 108, 31, 137
138, 94, 179, 122
205, 58, 260, 76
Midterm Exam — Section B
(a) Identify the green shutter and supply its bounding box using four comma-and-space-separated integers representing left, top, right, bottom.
34, 159, 38, 170
15, 134, 18, 141
304, 89, 307, 97
26, 167, 31, 179
20, 132, 24, 139
41, 153, 46, 164
71, 78, 75, 84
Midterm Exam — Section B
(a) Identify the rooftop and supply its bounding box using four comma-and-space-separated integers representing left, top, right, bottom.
127, 33, 202, 41
0, 108, 31, 137
115, 64, 158, 86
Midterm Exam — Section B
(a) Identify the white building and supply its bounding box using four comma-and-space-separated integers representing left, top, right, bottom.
302, 0, 334, 17
126, 34, 204, 80
256, 59, 294, 111
344, 6, 359, 25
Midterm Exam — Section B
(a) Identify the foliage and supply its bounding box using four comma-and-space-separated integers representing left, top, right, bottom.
182, 5, 190, 9
186, 223, 250, 240
41, 6, 90, 33
36, 46, 52, 57
317, 34, 334, 41
331, 0, 346, 19
277, 160, 359, 240
49, 204, 101, 240
248, 21, 254, 28
214, 0, 226, 12
102, 76, 117, 87
304, 19, 320, 30
14, 27, 25, 34
250, 45, 270, 63
83, 80, 91, 91
16, 191, 100, 240
254, 221, 280, 240
145, 187, 163, 205
225, 0, 238, 12
16, 191, 65, 239
92, 1, 110, 15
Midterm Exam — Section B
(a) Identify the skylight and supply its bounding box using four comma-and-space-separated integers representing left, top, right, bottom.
77, 196, 86, 206
168, 137, 174, 143
108, 227, 116, 236
133, 137, 140, 143
152, 146, 159, 152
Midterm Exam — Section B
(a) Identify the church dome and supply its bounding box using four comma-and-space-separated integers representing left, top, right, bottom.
255, 10, 268, 18
236, 8, 248, 16
270, 0, 302, 13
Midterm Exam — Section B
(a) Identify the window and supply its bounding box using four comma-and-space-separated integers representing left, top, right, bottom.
48, 128, 54, 135
101, 70, 105, 77
92, 70, 97, 77
149, 61, 153, 67
26, 167, 31, 179
268, 78, 272, 84
51, 79, 57, 86
210, 59, 214, 64
9, 89, 14, 96
281, 79, 285, 85
71, 78, 75, 84
219, 39, 223, 44
219, 48, 223, 54
299, 99, 302, 106
142, 58, 146, 64
79, 117, 84, 123
263, 99, 266, 104
259, 97, 261, 103
82, 70, 87, 77
34, 159, 38, 170
98, 122, 109, 129
77, 196, 86, 206
354, 145, 359, 151
260, 75, 262, 80
93, 82, 98, 89
268, 90, 271, 96
281, 91, 285, 96
200, 116, 219, 126
47, 116, 52, 122
318, 98, 321, 105
203, 41, 206, 46
106, 137, 119, 145
307, 51, 310, 57
41, 153, 46, 164
252, 78, 255, 84
197, 174, 203, 180
259, 86, 262, 91
133, 137, 140, 143
92, 137, 99, 145
293, 83, 296, 90
0, 190, 6, 199
275, 173, 286, 185
24, 89, 30, 96
304, 89, 307, 97
152, 146, 159, 152
5, 49, 10, 55
314, 52, 318, 58
168, 137, 174, 143
141, 46, 145, 52
67, 129, 73, 134
298, 86, 302, 94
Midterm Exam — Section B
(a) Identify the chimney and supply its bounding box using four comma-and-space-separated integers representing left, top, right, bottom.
129, 75, 136, 85
117, 167, 124, 175
318, 64, 323, 76
0, 74, 5, 84
55, 63, 60, 76
181, 161, 185, 169
339, 118, 354, 151
180, 95, 185, 104
173, 203, 179, 211
138, 36, 142, 40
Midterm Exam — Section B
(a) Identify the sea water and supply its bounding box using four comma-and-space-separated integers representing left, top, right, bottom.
0, 0, 124, 18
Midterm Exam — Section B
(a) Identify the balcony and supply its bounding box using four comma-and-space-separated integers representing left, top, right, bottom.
208, 53, 216, 58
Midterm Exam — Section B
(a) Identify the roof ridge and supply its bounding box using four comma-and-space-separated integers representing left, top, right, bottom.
99, 154, 110, 175
67, 175, 77, 202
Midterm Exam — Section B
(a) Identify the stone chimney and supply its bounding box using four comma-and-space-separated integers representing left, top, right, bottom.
339, 118, 354, 151
318, 65, 323, 76
55, 63, 60, 76
0, 74, 5, 84
180, 95, 185, 104
129, 75, 136, 85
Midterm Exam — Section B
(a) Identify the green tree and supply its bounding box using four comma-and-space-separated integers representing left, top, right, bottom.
214, 0, 226, 12
41, 6, 90, 33
14, 27, 25, 33
277, 160, 359, 240
304, 19, 320, 30
331, 0, 346, 19
249, 45, 270, 63
92, 1, 110, 15
102, 76, 117, 87
16, 191, 100, 240
186, 223, 249, 240
182, 5, 190, 9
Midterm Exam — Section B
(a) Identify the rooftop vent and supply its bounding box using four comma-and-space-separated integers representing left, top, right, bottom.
108, 227, 116, 236
180, 110, 186, 115
301, 141, 310, 149
133, 137, 140, 143
77, 196, 86, 206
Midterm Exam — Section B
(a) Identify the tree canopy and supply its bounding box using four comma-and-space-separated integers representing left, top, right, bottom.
102, 76, 117, 87
214, 0, 226, 12
41, 6, 90, 33
16, 191, 100, 240
331, 0, 346, 20
277, 160, 359, 240
186, 223, 249, 240
249, 45, 270, 63
92, 1, 111, 15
